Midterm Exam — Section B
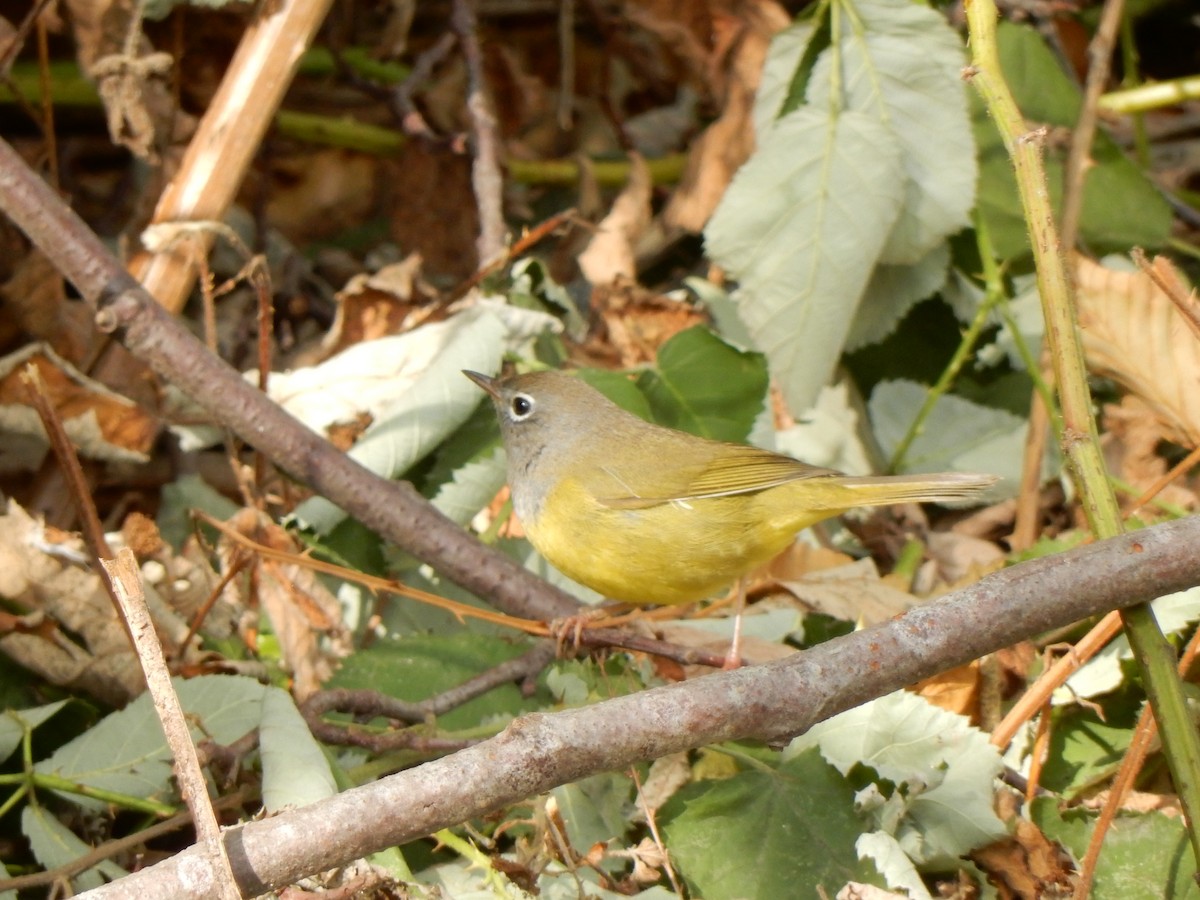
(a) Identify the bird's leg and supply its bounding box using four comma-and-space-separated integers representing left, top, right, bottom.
722, 578, 746, 670
548, 602, 632, 655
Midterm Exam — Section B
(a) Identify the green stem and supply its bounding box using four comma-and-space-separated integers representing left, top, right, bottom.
887, 267, 1000, 473
1100, 74, 1200, 114
966, 0, 1200, 868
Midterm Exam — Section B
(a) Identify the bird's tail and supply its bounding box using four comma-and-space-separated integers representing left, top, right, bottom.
830, 471, 999, 506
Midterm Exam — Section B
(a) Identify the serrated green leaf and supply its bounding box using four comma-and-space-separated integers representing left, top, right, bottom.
1040, 709, 1133, 797
706, 108, 904, 412
869, 379, 1027, 486
1033, 798, 1197, 898
790, 691, 1006, 866
259, 686, 336, 812
35, 676, 267, 810
552, 773, 635, 873
846, 243, 951, 351
0, 701, 68, 764
661, 747, 878, 898
806, 0, 976, 264
973, 22, 1171, 259
328, 633, 547, 730
636, 326, 769, 441
22, 804, 127, 891
430, 450, 507, 525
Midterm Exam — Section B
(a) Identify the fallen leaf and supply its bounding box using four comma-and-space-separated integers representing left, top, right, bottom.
1077, 255, 1200, 445
776, 558, 920, 625
662, 0, 790, 231
577, 154, 652, 285
969, 818, 1075, 900
0, 344, 157, 473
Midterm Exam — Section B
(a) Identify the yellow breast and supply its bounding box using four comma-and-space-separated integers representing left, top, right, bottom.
521, 477, 807, 605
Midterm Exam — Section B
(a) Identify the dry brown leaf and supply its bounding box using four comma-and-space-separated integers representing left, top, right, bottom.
0, 250, 95, 367
264, 149, 381, 244
662, 0, 790, 231
577, 154, 653, 286
321, 254, 437, 359
912, 660, 980, 719
925, 531, 1007, 586
776, 558, 919, 626
1102, 396, 1198, 510
1077, 255, 1200, 446
220, 509, 350, 699
0, 344, 157, 473
969, 818, 1075, 900
1080, 789, 1182, 816
581, 281, 708, 368
0, 500, 170, 704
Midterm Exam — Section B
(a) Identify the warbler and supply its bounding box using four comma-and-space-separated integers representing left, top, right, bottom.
466, 369, 996, 607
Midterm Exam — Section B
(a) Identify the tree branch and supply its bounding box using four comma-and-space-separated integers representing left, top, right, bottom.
74, 515, 1200, 898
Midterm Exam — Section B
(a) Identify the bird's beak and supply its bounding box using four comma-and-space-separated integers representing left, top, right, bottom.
463, 370, 500, 399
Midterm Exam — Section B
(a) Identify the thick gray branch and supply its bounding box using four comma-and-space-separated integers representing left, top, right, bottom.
78, 517, 1200, 899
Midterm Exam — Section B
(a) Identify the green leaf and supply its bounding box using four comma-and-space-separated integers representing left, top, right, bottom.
869, 379, 1028, 485
790, 691, 1006, 867
36, 675, 268, 810
551, 773, 635, 873
706, 107, 905, 411
972, 22, 1172, 259
0, 701, 68, 764
328, 633, 547, 730
259, 687, 337, 812
846, 243, 951, 351
429, 449, 508, 526
1033, 797, 1197, 898
636, 326, 769, 441
1039, 709, 1133, 797
805, 0, 976, 264
575, 368, 654, 420
661, 747, 878, 898
22, 804, 127, 892
293, 304, 556, 533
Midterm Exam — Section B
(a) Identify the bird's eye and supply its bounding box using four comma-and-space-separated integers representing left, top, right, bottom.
510, 394, 534, 419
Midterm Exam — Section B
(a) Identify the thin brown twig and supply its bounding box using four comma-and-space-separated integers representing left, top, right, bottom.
196, 509, 733, 668
451, 0, 507, 265
1133, 248, 1200, 339
389, 31, 457, 139
1126, 443, 1200, 519
101, 550, 241, 900
445, 206, 578, 304
991, 610, 1123, 750
18, 365, 121, 617
69, 517, 1200, 899
1059, 0, 1126, 251
1011, 385, 1052, 551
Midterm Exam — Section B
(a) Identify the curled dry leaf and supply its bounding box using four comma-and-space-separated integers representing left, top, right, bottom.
577, 154, 653, 286
321, 254, 438, 359
1102, 396, 1198, 508
775, 557, 920, 626
1076, 255, 1200, 446
0, 500, 197, 705
218, 508, 350, 699
0, 344, 157, 473
662, 0, 791, 231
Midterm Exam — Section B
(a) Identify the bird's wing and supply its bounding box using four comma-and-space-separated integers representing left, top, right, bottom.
597, 444, 841, 509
